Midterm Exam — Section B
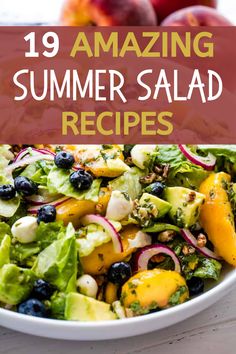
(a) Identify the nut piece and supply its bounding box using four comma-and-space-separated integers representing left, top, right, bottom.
140, 173, 157, 185
151, 254, 165, 263
197, 233, 207, 248
158, 230, 176, 243
187, 191, 196, 202
182, 245, 195, 256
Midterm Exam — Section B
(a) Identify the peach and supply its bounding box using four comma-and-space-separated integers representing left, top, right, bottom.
61, 0, 157, 26
161, 5, 232, 26
150, 0, 217, 22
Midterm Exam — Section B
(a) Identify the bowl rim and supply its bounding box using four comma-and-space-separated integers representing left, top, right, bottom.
0, 267, 236, 330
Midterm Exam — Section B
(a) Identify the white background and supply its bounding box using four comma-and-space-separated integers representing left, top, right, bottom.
0, 1, 236, 353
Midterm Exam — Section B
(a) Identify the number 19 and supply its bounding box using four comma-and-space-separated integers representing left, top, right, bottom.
24, 31, 59, 58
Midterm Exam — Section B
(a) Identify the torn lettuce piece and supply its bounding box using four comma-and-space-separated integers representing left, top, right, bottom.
76, 224, 111, 257
32, 223, 77, 292
153, 145, 209, 190
0, 196, 20, 218
7, 201, 28, 227
10, 243, 40, 267
0, 145, 14, 161
198, 145, 236, 176
35, 221, 66, 250
0, 222, 11, 242
143, 223, 180, 233
0, 145, 14, 173
0, 264, 36, 305
193, 258, 222, 281
47, 166, 101, 202
21, 159, 53, 186
109, 167, 145, 200
0, 234, 11, 267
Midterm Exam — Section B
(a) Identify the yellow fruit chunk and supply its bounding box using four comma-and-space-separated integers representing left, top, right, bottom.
96, 187, 111, 215
121, 269, 188, 314
56, 199, 96, 228
80, 225, 140, 275
105, 282, 119, 305
73, 145, 128, 178
199, 172, 236, 266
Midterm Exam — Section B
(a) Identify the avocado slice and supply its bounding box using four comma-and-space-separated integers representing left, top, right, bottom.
139, 193, 171, 219
65, 293, 117, 321
0, 264, 36, 305
163, 187, 205, 228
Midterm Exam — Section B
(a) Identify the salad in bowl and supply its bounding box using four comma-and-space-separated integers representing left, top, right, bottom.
0, 144, 235, 322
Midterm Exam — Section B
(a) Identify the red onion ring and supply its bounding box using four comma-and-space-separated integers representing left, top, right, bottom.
81, 214, 123, 253
13, 148, 55, 163
6, 154, 54, 175
28, 196, 71, 214
180, 229, 222, 261
179, 145, 216, 171
134, 244, 181, 273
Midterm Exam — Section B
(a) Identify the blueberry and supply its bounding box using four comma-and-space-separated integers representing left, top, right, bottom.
69, 169, 93, 191
187, 277, 204, 296
108, 262, 132, 285
54, 151, 75, 169
32, 279, 55, 300
145, 182, 165, 197
18, 298, 47, 318
0, 184, 16, 200
37, 205, 56, 223
14, 176, 38, 197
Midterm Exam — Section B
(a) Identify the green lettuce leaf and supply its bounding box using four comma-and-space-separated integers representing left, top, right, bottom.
32, 223, 77, 292
35, 221, 66, 250
47, 166, 101, 202
155, 145, 209, 190
0, 235, 11, 267
109, 167, 145, 200
0, 196, 20, 218
7, 202, 28, 227
0, 222, 11, 242
21, 159, 53, 186
199, 145, 236, 176
143, 223, 180, 233
193, 258, 222, 281
0, 145, 14, 171
10, 243, 40, 267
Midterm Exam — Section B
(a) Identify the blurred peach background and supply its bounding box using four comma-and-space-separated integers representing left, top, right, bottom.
0, 0, 235, 25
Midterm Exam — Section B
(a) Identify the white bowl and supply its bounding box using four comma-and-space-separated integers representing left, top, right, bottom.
0, 265, 236, 340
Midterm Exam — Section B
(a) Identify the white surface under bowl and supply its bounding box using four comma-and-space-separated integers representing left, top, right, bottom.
0, 265, 235, 340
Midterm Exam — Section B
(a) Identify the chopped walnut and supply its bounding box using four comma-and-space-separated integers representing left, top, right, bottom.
138, 207, 149, 219
125, 308, 134, 318
132, 200, 158, 227
182, 245, 196, 256
186, 191, 196, 202
139, 173, 157, 185
125, 156, 134, 166
151, 254, 165, 263
139, 164, 169, 186
197, 233, 207, 248
95, 275, 106, 287
154, 165, 162, 174
158, 230, 176, 243
162, 164, 170, 179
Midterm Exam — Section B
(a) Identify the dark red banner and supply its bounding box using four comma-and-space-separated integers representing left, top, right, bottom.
0, 26, 235, 143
